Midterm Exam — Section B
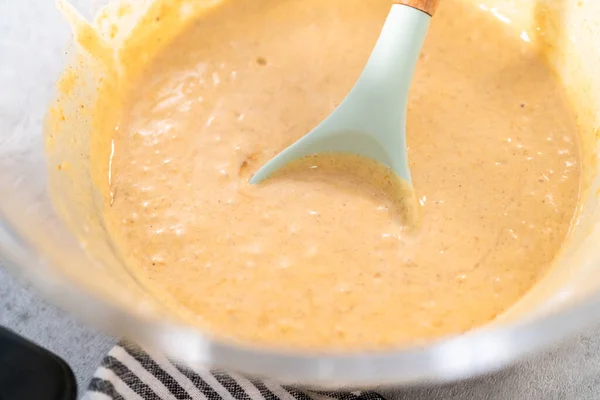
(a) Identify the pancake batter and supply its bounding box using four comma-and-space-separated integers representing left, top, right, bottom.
89, 0, 581, 349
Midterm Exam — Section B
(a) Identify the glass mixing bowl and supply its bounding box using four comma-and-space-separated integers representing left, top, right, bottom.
1, 0, 600, 388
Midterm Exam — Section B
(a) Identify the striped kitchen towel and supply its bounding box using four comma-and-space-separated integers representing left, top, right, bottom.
84, 341, 386, 400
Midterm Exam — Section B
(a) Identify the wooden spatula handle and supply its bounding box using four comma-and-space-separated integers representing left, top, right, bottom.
394, 0, 439, 16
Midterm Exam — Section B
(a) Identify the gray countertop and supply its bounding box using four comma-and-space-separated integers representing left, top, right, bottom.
2, 262, 600, 399
0, 265, 115, 397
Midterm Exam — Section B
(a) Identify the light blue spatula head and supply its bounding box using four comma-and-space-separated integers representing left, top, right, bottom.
250, 3, 433, 185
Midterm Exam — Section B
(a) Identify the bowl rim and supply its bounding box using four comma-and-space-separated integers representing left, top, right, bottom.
1, 211, 599, 388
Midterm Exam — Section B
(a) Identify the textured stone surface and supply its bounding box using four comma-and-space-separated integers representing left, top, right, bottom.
0, 265, 115, 397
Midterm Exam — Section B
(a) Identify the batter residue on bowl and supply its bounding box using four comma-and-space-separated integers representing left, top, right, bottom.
74, 0, 582, 349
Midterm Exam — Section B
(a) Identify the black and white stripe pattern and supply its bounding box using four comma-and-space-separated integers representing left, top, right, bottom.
84, 342, 386, 400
